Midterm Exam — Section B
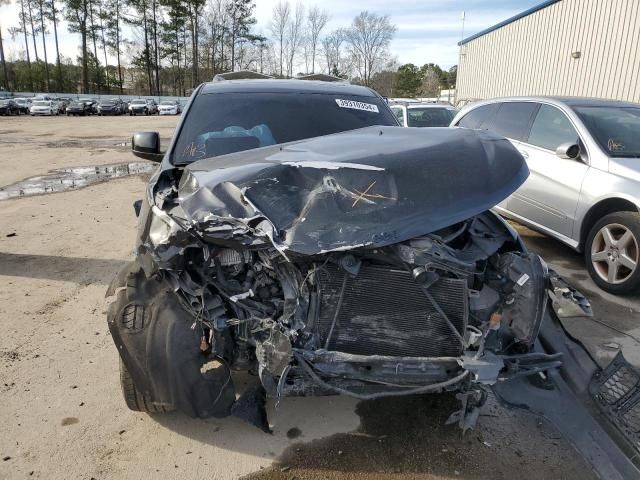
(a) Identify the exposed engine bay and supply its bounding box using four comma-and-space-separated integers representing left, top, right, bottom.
164, 210, 549, 398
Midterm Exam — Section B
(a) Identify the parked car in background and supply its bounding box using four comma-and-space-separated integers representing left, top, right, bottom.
452, 97, 640, 294
391, 102, 457, 127
54, 97, 72, 114
158, 100, 182, 115
29, 100, 60, 116
14, 98, 32, 114
0, 99, 21, 115
128, 99, 158, 115
97, 99, 124, 115
66, 100, 92, 116
78, 98, 98, 114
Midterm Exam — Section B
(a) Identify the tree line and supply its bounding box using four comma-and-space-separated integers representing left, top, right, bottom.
0, 0, 405, 95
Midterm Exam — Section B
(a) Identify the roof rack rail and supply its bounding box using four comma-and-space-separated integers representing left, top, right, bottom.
212, 71, 273, 81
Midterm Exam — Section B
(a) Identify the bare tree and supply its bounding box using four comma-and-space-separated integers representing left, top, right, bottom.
35, 0, 51, 91
47, 0, 64, 90
0, 0, 11, 89
345, 11, 396, 86
418, 65, 440, 97
64, 0, 90, 92
10, 0, 35, 90
306, 5, 327, 74
321, 28, 347, 76
26, 0, 40, 62
284, 1, 303, 76
269, 0, 289, 77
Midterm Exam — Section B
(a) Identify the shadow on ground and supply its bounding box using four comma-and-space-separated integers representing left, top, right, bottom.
0, 252, 128, 284
237, 393, 593, 480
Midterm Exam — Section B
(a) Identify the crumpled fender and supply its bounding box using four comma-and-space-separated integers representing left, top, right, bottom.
105, 261, 235, 418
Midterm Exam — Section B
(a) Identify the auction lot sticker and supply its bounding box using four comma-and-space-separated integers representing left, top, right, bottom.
335, 99, 379, 113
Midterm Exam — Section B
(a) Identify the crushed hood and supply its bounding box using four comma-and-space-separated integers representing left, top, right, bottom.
174, 126, 528, 255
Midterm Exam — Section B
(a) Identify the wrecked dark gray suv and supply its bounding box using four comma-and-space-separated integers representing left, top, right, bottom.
106, 80, 640, 478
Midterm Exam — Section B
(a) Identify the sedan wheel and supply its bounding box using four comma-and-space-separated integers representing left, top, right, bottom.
586, 212, 640, 294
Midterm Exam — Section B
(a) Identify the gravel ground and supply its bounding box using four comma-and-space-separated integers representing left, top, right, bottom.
1, 115, 630, 480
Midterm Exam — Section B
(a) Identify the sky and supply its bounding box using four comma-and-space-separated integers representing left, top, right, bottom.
0, 0, 543, 70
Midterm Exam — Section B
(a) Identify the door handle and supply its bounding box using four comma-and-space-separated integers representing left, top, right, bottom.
518, 149, 529, 159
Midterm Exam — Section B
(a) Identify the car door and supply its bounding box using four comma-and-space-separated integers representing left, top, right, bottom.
506, 103, 589, 239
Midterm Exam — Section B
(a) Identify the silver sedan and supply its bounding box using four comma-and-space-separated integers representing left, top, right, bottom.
451, 97, 640, 294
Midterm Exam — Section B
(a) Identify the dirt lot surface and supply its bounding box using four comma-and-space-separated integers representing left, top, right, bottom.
1, 115, 636, 480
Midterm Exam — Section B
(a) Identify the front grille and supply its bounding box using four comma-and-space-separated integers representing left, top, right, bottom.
314, 263, 467, 357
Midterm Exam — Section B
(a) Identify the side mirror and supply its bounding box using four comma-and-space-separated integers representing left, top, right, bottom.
132, 131, 163, 162
556, 142, 580, 160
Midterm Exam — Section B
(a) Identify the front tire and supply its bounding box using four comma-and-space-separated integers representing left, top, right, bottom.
119, 358, 174, 413
585, 211, 640, 294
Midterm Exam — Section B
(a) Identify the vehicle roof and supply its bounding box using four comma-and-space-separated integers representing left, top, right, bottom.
199, 79, 377, 97
390, 101, 454, 109
406, 103, 455, 109
468, 96, 640, 109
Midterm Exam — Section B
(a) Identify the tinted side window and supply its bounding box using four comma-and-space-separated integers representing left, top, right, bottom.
526, 105, 579, 151
457, 104, 499, 129
487, 102, 540, 141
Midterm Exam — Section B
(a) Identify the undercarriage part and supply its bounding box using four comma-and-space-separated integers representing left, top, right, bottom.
548, 269, 594, 318
590, 352, 640, 456
445, 389, 488, 433
293, 352, 469, 400
296, 350, 458, 386
106, 262, 236, 418
231, 382, 271, 434
314, 263, 468, 357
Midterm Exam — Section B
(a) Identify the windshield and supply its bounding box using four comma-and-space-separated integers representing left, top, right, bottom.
407, 107, 456, 127
575, 106, 640, 157
131, 100, 146, 105
33, 101, 49, 106
172, 92, 397, 165
160, 101, 175, 106
101, 101, 116, 105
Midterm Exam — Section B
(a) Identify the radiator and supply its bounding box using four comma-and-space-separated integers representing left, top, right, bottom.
314, 263, 468, 357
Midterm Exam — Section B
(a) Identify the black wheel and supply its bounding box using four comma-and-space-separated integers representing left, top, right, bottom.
585, 211, 640, 294
119, 358, 174, 413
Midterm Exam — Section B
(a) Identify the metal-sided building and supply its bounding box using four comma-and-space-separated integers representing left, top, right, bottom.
456, 0, 640, 105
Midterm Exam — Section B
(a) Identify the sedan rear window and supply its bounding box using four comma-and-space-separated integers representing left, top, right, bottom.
407, 107, 456, 127
173, 92, 397, 164
456, 103, 499, 129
